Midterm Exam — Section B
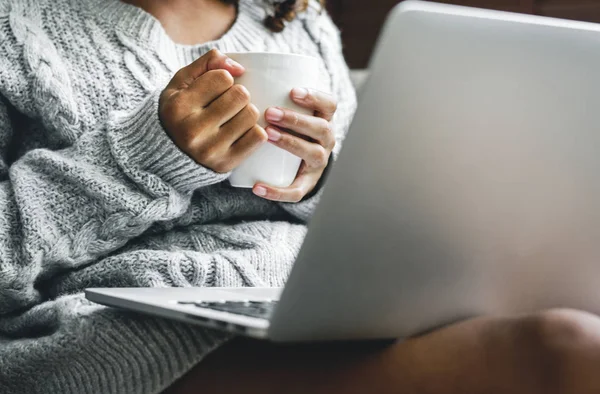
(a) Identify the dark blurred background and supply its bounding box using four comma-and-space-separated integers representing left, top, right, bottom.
326, 0, 600, 68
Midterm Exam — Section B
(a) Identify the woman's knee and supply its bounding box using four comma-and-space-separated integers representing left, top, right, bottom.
520, 309, 600, 356
511, 309, 600, 394
526, 309, 599, 343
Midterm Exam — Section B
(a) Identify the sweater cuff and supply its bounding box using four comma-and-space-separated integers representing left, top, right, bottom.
107, 89, 230, 194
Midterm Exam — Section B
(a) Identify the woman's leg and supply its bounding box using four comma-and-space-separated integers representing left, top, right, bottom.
165, 309, 600, 394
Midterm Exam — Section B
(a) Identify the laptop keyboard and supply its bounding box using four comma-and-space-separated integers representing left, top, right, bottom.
177, 300, 278, 319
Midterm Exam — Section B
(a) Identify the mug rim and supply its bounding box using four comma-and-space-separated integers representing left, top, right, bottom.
225, 51, 319, 61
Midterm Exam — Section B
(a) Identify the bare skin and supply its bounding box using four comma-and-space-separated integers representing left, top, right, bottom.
122, 0, 237, 45
122, 1, 600, 393
166, 310, 600, 394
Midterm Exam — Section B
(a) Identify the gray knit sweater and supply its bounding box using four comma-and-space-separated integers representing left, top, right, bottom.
0, 0, 356, 392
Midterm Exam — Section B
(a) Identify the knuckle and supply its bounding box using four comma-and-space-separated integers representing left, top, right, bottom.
292, 112, 300, 126
210, 69, 235, 86
282, 133, 298, 151
160, 92, 188, 122
319, 119, 332, 138
200, 113, 216, 129
201, 108, 222, 128
321, 121, 336, 149
171, 69, 187, 86
207, 48, 220, 58
320, 92, 337, 112
204, 49, 224, 67
229, 108, 256, 133
230, 84, 251, 104
312, 146, 329, 168
247, 104, 260, 122
250, 126, 268, 143
242, 126, 267, 147
190, 115, 212, 134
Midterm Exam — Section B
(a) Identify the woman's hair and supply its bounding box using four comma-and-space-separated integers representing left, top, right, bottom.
223, 0, 325, 33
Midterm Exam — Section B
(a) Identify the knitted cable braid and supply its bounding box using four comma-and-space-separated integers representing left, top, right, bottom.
0, 0, 356, 392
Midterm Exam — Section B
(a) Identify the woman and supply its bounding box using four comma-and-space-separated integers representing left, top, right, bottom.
0, 0, 600, 393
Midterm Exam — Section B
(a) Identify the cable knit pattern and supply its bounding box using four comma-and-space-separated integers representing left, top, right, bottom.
7, 1, 79, 142
0, 0, 357, 392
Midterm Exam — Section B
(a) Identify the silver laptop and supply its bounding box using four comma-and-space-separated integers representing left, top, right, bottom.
86, 0, 600, 342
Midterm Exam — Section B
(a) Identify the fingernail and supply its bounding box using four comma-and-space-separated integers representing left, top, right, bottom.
265, 126, 281, 141
254, 186, 267, 197
265, 107, 284, 122
292, 87, 308, 100
225, 57, 244, 70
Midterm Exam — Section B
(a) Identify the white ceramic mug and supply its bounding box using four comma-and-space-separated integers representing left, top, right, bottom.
226, 52, 321, 188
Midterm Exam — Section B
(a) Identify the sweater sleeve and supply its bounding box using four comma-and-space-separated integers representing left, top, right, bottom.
0, 97, 12, 179
278, 10, 358, 222
0, 90, 230, 314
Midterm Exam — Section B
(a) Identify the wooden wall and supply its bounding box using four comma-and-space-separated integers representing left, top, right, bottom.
326, 0, 600, 68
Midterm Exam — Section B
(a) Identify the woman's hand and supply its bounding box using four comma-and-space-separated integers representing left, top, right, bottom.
160, 49, 268, 173
252, 88, 338, 202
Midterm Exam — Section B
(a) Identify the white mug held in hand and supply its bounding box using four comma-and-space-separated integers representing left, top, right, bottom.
226, 52, 321, 188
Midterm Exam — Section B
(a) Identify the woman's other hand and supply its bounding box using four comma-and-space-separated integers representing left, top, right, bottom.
159, 49, 268, 173
253, 88, 338, 202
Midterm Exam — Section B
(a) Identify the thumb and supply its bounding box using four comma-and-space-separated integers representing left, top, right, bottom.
172, 49, 245, 89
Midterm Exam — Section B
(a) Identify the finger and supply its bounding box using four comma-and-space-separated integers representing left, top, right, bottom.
205, 84, 252, 126
253, 172, 314, 203
264, 107, 335, 150
184, 125, 267, 174
169, 49, 245, 91
290, 88, 337, 121
264, 125, 330, 170
182, 69, 235, 108
219, 104, 260, 145
227, 125, 269, 167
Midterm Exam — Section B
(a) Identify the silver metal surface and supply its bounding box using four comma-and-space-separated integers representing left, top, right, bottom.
268, 1, 600, 341
86, 287, 282, 338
